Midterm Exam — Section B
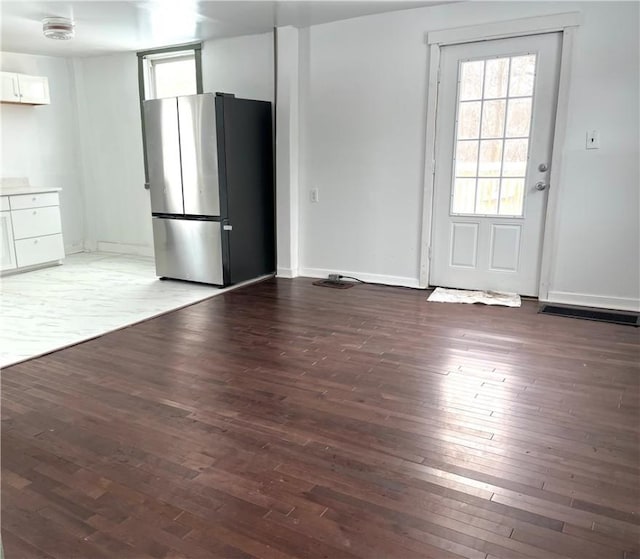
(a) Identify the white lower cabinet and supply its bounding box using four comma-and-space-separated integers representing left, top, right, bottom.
0, 191, 64, 273
15, 234, 64, 268
0, 211, 17, 271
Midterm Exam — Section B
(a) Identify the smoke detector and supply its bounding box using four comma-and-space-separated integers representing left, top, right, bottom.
42, 17, 75, 40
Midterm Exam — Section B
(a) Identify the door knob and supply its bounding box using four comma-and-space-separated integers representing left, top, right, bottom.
535, 181, 548, 191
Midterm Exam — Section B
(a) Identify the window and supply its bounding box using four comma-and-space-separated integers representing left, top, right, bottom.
451, 54, 537, 217
144, 52, 197, 99
137, 42, 202, 185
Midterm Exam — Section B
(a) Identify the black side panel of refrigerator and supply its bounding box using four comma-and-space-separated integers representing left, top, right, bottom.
218, 94, 275, 285
215, 96, 231, 285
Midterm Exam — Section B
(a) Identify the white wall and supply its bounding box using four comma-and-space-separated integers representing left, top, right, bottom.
74, 31, 274, 255
74, 52, 150, 254
275, 27, 300, 278
202, 32, 274, 101
0, 52, 85, 253
546, 4, 639, 311
298, 1, 640, 309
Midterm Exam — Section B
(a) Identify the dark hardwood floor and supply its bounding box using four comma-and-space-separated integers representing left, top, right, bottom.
2, 277, 639, 559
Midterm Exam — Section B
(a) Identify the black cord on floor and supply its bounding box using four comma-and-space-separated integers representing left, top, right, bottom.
338, 275, 411, 289
338, 275, 366, 284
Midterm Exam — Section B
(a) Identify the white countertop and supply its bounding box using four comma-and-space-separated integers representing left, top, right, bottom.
0, 186, 62, 196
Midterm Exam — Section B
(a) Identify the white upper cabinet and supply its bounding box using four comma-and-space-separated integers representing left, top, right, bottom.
0, 72, 50, 105
1, 72, 20, 103
17, 74, 50, 104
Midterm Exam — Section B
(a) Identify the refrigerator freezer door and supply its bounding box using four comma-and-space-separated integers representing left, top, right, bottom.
178, 94, 221, 216
152, 218, 223, 285
144, 98, 184, 215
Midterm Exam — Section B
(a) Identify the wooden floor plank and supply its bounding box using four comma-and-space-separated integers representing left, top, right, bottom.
2, 277, 639, 558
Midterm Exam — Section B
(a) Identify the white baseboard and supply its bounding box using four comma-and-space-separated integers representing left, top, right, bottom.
1, 260, 62, 277
83, 239, 98, 252
276, 267, 299, 279
545, 291, 640, 313
64, 241, 85, 255
95, 241, 154, 258
299, 267, 421, 289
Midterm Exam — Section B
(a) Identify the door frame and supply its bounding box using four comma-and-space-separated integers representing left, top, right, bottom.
419, 12, 582, 300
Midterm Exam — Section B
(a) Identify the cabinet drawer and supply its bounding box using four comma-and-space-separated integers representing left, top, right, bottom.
15, 234, 64, 268
0, 197, 9, 211
11, 206, 61, 240
9, 192, 59, 210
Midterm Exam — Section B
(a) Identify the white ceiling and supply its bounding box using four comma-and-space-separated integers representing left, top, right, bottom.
1, 1, 452, 57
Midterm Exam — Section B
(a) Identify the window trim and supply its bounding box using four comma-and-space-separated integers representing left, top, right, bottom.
147, 53, 197, 100
137, 42, 203, 188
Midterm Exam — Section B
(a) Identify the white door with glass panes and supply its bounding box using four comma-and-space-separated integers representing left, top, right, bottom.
430, 33, 561, 296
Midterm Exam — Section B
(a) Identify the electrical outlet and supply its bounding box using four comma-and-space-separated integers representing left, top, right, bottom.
328, 274, 340, 283
586, 130, 600, 150
310, 188, 319, 203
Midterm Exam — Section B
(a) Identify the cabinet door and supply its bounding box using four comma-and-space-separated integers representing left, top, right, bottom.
17, 74, 50, 105
0, 211, 17, 271
0, 72, 21, 103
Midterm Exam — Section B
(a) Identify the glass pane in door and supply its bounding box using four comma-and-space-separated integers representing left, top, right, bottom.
451, 54, 537, 217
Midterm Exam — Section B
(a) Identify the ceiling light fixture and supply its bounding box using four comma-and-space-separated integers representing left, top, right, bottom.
42, 17, 75, 40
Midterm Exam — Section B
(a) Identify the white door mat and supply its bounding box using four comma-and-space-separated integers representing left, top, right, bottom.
428, 287, 521, 307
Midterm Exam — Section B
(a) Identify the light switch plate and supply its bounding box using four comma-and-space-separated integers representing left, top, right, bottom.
586, 130, 600, 150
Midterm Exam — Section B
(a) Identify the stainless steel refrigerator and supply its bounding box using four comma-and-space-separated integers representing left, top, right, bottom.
143, 92, 274, 286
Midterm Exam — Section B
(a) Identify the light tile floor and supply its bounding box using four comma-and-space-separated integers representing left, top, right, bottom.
1, 252, 253, 369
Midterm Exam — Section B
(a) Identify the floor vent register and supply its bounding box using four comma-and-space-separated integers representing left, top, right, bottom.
538, 304, 639, 326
